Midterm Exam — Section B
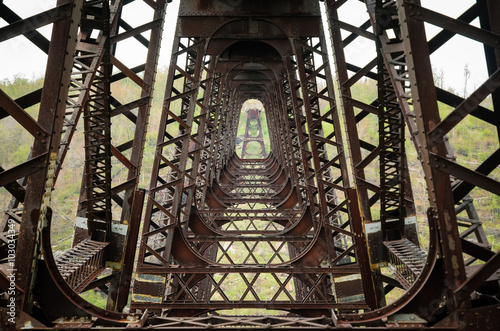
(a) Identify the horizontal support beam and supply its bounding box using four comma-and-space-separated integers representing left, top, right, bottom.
406, 2, 500, 49
455, 250, 500, 301
452, 148, 500, 203
0, 153, 47, 188
110, 18, 163, 45
131, 302, 368, 310
0, 89, 49, 141
136, 266, 361, 274
429, 68, 500, 143
0, 3, 69, 51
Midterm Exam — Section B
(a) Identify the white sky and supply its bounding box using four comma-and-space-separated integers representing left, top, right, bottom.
0, 0, 180, 81
0, 0, 488, 93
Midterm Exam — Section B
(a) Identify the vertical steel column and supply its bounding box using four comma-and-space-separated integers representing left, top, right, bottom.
133, 35, 207, 308
214, 87, 230, 177
290, 31, 373, 308
221, 89, 239, 165
194, 59, 219, 206
276, 82, 295, 171
375, 0, 406, 240
119, 0, 169, 225
82, 0, 112, 239
292, 35, 351, 232
286, 58, 319, 211
275, 78, 297, 182
324, 0, 374, 223
396, 0, 500, 324
186, 55, 215, 210
281, 72, 307, 199
397, 0, 467, 309
271, 79, 295, 177
14, 0, 83, 311
205, 73, 226, 189
324, 0, 418, 225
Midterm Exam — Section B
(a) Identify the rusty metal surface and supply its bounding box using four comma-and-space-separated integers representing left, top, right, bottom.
240, 109, 268, 159
384, 239, 426, 289
0, 0, 169, 325
0, 0, 499, 329
12, 0, 83, 313
81, 0, 113, 239
55, 239, 109, 292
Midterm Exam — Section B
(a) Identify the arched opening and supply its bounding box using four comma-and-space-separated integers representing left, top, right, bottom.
235, 99, 270, 159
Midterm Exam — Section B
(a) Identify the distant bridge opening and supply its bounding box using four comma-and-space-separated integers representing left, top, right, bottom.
236, 99, 270, 159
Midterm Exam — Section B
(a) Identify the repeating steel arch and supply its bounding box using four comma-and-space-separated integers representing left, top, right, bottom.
0, 0, 499, 329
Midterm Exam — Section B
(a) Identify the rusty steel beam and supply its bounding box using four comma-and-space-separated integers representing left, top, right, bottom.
13, 0, 83, 314
73, 0, 169, 312
324, 2, 499, 315
396, 0, 499, 325
0, 0, 170, 324
81, 0, 113, 239
0, 2, 55, 53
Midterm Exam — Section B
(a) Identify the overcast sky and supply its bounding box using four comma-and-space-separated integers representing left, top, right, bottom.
0, 0, 487, 93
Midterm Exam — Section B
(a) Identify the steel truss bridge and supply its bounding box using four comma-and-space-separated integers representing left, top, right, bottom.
1, 0, 499, 329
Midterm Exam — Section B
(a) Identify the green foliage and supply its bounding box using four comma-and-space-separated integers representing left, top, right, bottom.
1, 75, 44, 99
79, 290, 108, 309
0, 76, 44, 211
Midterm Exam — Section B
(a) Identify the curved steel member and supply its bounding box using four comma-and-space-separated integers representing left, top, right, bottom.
40, 208, 140, 324
211, 179, 232, 199
204, 187, 229, 209
175, 208, 326, 267
188, 205, 313, 237
213, 171, 289, 203
268, 167, 287, 185
222, 163, 284, 185
228, 155, 279, 175
275, 185, 300, 210
187, 206, 222, 236
232, 152, 276, 167
218, 167, 237, 185
272, 177, 292, 200
339, 207, 439, 324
